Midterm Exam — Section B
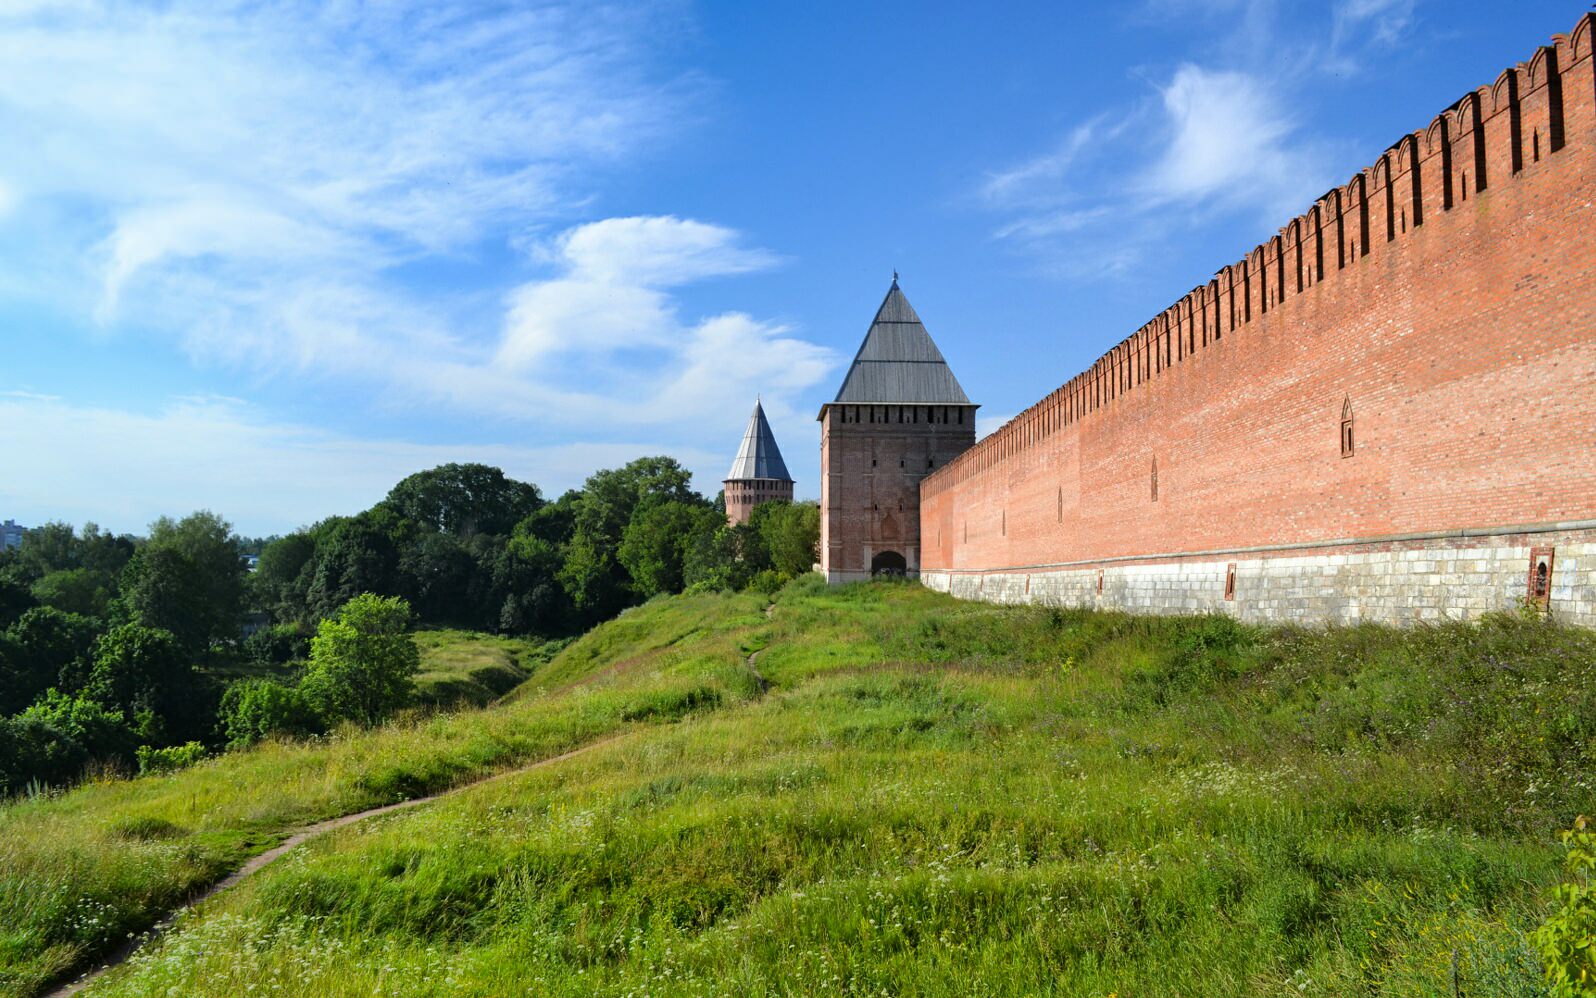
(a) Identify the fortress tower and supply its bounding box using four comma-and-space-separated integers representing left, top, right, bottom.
723, 398, 794, 526
819, 278, 977, 582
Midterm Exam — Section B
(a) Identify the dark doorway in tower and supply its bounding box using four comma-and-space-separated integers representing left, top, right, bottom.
871, 551, 907, 576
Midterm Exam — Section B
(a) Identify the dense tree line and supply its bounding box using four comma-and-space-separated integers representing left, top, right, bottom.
0, 458, 818, 795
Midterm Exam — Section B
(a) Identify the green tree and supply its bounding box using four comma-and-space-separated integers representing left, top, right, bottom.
4, 607, 100, 710
756, 500, 821, 577
86, 622, 196, 742
619, 501, 717, 597
12, 522, 78, 584
119, 512, 245, 654
300, 594, 420, 726
31, 567, 114, 618
520, 489, 581, 547
497, 528, 573, 634
0, 574, 36, 630
76, 523, 135, 578
305, 515, 402, 621
250, 531, 318, 622
561, 457, 699, 618
399, 531, 478, 626
383, 463, 543, 537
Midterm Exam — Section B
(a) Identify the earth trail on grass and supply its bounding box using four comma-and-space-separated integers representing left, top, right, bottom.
46, 733, 632, 998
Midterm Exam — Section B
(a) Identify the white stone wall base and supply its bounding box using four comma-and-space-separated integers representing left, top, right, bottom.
921, 539, 1596, 628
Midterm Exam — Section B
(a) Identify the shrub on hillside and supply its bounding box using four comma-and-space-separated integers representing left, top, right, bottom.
219, 678, 322, 747
300, 594, 420, 726
746, 570, 788, 595
136, 740, 207, 776
1536, 815, 1596, 997
243, 623, 311, 665
0, 690, 132, 795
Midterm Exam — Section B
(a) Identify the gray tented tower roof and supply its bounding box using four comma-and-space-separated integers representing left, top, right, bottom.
725, 399, 793, 482
829, 279, 973, 407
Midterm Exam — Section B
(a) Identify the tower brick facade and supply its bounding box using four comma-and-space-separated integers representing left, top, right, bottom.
819, 282, 977, 583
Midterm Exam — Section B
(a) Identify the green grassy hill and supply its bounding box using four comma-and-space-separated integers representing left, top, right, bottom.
3, 579, 1593, 996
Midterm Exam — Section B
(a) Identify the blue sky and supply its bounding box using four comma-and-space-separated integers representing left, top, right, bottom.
0, 0, 1580, 536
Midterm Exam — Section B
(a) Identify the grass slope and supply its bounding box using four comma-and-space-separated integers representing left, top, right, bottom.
5, 579, 1595, 996
411, 629, 564, 709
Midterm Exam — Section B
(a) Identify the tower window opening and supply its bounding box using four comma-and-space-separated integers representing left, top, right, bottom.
1224, 564, 1237, 600
1528, 547, 1555, 609
1340, 397, 1355, 458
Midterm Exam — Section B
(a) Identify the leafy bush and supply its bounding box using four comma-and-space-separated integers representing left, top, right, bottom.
300, 594, 420, 726
1536, 815, 1596, 996
0, 690, 131, 795
746, 569, 788, 595
136, 741, 207, 776
219, 678, 321, 747
243, 623, 311, 665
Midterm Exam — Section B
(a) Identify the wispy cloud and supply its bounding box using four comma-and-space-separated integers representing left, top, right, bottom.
1329, 0, 1417, 71
1138, 64, 1326, 221
983, 63, 1334, 279
980, 0, 1427, 279
0, 393, 723, 536
0, 2, 836, 442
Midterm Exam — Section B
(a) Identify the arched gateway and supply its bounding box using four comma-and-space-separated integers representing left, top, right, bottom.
871, 550, 907, 576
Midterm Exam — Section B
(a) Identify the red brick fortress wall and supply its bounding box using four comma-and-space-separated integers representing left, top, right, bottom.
920, 15, 1596, 625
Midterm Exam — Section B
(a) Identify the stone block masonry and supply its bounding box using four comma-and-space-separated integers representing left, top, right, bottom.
925, 527, 1596, 628
919, 14, 1596, 627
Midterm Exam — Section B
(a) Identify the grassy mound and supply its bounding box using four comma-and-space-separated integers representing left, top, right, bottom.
4, 580, 1594, 995
411, 629, 564, 708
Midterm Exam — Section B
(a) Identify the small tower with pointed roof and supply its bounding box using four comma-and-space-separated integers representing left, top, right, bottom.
818, 277, 977, 582
723, 398, 795, 526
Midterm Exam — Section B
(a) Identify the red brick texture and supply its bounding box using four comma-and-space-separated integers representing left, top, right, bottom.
821, 404, 976, 581
921, 15, 1596, 584
724, 479, 794, 527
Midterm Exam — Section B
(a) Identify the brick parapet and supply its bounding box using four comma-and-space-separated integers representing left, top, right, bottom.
923, 12, 1595, 500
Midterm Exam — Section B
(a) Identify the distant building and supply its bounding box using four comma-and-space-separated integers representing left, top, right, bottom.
723, 399, 795, 526
0, 519, 25, 552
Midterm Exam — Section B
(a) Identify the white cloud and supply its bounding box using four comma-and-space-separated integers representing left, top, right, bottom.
1332, 0, 1416, 53
1139, 64, 1326, 220
982, 64, 1334, 278
980, 120, 1105, 206
0, 5, 838, 447
555, 215, 780, 288
499, 216, 781, 368
0, 393, 722, 537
